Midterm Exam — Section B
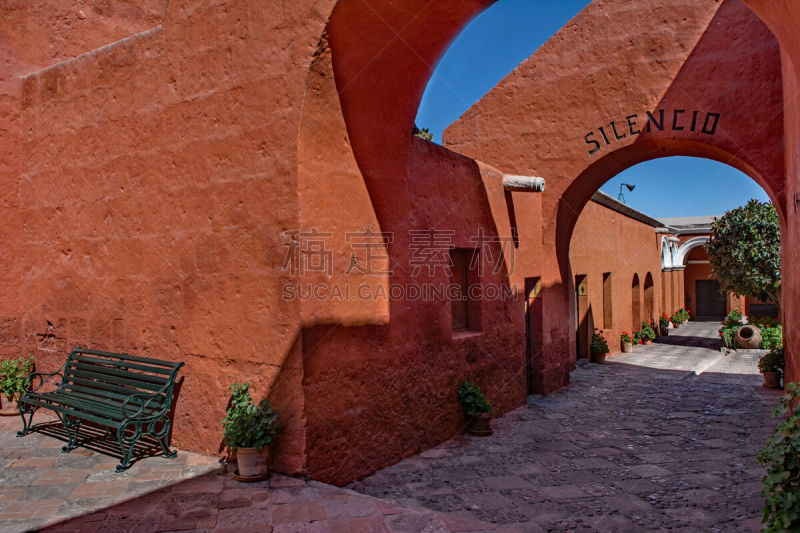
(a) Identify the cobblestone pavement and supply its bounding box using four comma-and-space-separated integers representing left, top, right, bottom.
0, 412, 492, 532
349, 321, 783, 532
0, 321, 783, 532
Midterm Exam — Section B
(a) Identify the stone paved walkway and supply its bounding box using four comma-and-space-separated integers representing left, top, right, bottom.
349, 321, 782, 532
0, 321, 784, 532
0, 413, 490, 532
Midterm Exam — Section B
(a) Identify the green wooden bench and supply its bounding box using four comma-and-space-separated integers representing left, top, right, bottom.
17, 347, 184, 472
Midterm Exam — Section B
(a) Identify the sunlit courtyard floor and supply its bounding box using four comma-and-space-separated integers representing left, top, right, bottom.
348, 321, 782, 532
0, 321, 784, 532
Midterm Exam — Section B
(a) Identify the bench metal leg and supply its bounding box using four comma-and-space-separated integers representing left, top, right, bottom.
151, 417, 177, 459
57, 414, 81, 453
116, 421, 144, 472
16, 403, 37, 437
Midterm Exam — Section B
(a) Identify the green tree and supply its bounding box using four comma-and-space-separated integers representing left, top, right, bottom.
705, 199, 781, 315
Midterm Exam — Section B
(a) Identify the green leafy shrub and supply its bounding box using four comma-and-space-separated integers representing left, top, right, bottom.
676, 308, 690, 322
222, 382, 279, 451
719, 325, 738, 349
457, 381, 492, 417
640, 321, 656, 341
620, 332, 633, 344
761, 326, 783, 350
758, 348, 784, 376
725, 309, 744, 327
758, 382, 800, 531
670, 312, 683, 325
633, 330, 643, 344
0, 357, 34, 400
752, 315, 780, 329
590, 330, 609, 355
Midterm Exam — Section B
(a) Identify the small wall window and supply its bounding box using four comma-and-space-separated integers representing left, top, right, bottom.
602, 272, 612, 329
451, 248, 481, 332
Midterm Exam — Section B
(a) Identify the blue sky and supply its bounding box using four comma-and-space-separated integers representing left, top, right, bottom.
414, 0, 770, 219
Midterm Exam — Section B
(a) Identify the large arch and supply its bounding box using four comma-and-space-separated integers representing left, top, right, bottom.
445, 0, 785, 392
296, 0, 800, 481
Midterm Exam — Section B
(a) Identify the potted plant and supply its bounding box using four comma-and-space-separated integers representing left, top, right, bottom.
590, 330, 609, 363
457, 380, 492, 436
0, 357, 33, 416
677, 308, 690, 323
620, 332, 633, 353
757, 347, 784, 389
222, 382, 279, 480
670, 312, 682, 328
632, 330, 643, 346
641, 321, 656, 345
659, 313, 670, 336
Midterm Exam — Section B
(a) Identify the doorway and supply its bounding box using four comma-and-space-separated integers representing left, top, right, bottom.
695, 280, 726, 317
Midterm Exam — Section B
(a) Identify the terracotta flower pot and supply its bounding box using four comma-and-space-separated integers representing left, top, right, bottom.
0, 394, 18, 416
643, 339, 653, 346
763, 372, 781, 389
735, 325, 762, 349
590, 351, 606, 364
236, 447, 269, 478
671, 321, 681, 328
466, 413, 492, 436
621, 342, 633, 353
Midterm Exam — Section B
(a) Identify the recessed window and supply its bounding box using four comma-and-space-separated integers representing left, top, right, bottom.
451, 248, 481, 332
602, 272, 612, 329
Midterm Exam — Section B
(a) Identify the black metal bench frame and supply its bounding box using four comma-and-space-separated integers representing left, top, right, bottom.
17, 347, 184, 472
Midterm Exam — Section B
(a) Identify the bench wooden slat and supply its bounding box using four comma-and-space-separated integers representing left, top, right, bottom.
71, 354, 175, 375
31, 392, 134, 420
61, 382, 141, 403
72, 348, 182, 369
64, 375, 161, 397
65, 366, 166, 391
68, 362, 169, 385
58, 388, 164, 413
20, 395, 124, 428
64, 363, 166, 391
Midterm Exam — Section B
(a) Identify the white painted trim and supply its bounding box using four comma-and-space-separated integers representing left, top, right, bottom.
675, 236, 711, 266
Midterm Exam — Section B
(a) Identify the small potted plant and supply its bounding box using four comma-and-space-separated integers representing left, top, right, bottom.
457, 380, 492, 436
659, 313, 670, 336
620, 332, 633, 353
758, 348, 784, 389
590, 330, 609, 363
632, 330, 643, 346
641, 321, 656, 345
222, 382, 279, 480
670, 312, 682, 328
0, 357, 33, 416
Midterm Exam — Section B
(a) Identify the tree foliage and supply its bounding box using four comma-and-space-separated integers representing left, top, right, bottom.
705, 199, 781, 308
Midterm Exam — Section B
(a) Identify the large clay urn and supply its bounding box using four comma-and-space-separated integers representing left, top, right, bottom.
735, 325, 762, 349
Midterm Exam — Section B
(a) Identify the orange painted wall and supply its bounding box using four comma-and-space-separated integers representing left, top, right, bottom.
570, 200, 665, 355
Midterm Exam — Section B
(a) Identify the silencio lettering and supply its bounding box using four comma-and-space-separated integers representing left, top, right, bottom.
584, 109, 721, 156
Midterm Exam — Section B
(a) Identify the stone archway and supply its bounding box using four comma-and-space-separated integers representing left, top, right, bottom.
631, 273, 641, 331
445, 0, 786, 393
644, 272, 655, 323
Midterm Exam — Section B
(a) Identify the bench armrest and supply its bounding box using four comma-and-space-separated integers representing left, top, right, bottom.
25, 370, 65, 393
121, 390, 168, 420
